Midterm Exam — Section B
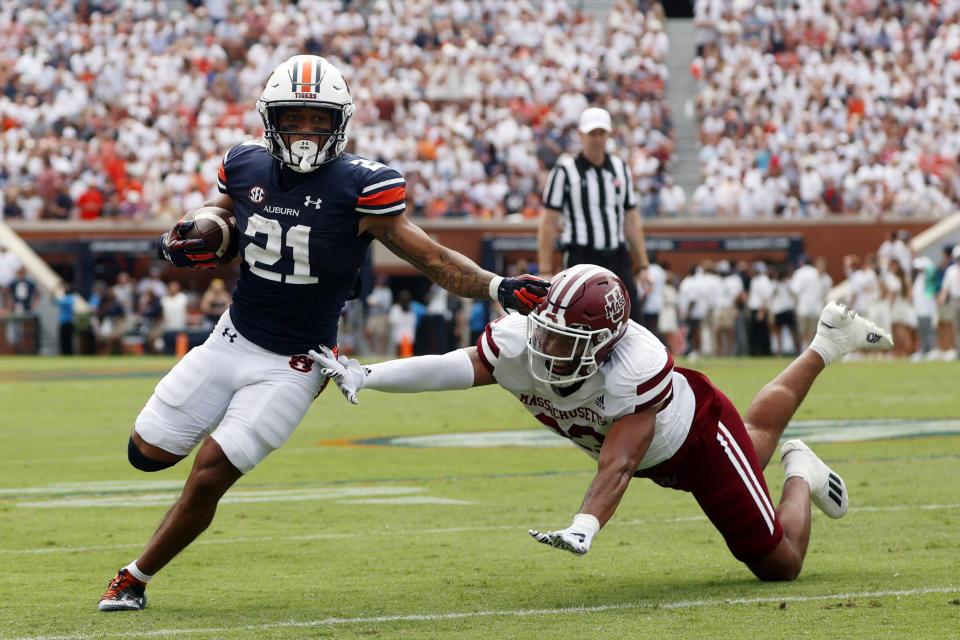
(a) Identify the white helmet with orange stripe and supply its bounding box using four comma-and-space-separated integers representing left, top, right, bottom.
256, 55, 355, 172
527, 264, 630, 386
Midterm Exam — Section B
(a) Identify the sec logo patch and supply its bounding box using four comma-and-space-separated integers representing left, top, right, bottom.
248, 185, 266, 204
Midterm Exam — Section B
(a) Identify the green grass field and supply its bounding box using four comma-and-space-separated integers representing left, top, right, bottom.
1, 355, 958, 639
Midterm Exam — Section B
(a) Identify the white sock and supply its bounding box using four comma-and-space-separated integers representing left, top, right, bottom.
808, 335, 838, 367
124, 561, 153, 584
781, 451, 813, 490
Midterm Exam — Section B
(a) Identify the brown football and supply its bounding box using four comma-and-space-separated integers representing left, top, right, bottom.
180, 206, 239, 263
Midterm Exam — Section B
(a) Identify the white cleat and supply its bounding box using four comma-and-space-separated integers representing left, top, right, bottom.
781, 439, 848, 518
810, 301, 893, 366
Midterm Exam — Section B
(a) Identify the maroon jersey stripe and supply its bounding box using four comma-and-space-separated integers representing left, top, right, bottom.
636, 350, 674, 396
635, 385, 673, 413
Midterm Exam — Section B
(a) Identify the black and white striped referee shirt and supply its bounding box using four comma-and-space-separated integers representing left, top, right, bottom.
541, 152, 638, 251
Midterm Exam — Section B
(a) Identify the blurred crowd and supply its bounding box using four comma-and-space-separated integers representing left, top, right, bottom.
690, 0, 960, 218
0, 0, 672, 222
634, 230, 960, 362
0, 243, 234, 355
5, 230, 960, 361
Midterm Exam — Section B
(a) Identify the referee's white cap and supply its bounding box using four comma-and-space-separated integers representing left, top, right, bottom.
578, 107, 612, 134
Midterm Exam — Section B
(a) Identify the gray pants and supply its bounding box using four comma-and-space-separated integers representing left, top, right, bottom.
917, 316, 937, 354
951, 301, 960, 347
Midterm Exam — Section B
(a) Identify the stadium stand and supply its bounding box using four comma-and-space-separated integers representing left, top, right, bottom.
4, 1, 960, 362
691, 0, 960, 219
0, 0, 673, 222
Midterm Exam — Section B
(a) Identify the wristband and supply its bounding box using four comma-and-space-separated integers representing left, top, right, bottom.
488, 275, 504, 302
572, 513, 601, 536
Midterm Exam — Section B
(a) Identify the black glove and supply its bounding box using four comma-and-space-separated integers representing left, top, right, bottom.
497, 274, 550, 314
157, 220, 217, 269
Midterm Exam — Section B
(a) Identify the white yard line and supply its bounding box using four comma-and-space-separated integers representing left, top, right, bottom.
3, 502, 958, 555
16, 485, 426, 508
10, 587, 960, 640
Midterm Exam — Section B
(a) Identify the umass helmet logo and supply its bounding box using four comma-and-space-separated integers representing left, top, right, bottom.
604, 287, 626, 323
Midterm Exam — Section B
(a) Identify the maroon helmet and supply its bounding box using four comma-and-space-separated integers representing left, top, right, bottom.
526, 264, 630, 386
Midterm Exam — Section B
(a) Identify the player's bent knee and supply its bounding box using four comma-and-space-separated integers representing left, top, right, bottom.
753, 564, 801, 582
128, 437, 178, 472
747, 551, 803, 582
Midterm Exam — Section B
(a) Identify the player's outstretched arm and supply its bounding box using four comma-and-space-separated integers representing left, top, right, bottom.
360, 214, 549, 314
529, 406, 658, 556
309, 346, 495, 406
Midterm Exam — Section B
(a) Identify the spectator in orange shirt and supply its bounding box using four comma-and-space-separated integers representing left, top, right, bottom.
76, 185, 104, 220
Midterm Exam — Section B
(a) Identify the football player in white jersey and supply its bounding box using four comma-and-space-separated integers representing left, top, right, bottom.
313, 264, 894, 581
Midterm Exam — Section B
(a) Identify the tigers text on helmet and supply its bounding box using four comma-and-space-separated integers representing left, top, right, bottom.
256, 55, 355, 173
527, 265, 631, 386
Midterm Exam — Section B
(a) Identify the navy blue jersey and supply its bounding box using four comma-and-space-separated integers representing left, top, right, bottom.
217, 141, 405, 355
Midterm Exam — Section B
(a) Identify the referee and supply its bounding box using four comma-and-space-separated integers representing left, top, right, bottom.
537, 106, 650, 321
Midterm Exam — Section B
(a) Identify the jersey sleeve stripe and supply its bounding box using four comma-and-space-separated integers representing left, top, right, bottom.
217, 151, 230, 193
356, 203, 405, 215
357, 185, 406, 206
635, 384, 672, 413
476, 328, 498, 374
362, 177, 405, 194
482, 324, 501, 357
636, 350, 674, 395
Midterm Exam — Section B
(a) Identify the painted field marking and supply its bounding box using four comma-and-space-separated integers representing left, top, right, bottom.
0, 479, 186, 496
338, 496, 474, 505
3, 502, 957, 555
9, 586, 960, 640
15, 485, 427, 509
0, 367, 169, 383
327, 418, 960, 449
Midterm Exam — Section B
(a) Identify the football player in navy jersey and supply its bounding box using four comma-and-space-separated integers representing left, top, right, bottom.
98, 55, 550, 612
314, 265, 894, 582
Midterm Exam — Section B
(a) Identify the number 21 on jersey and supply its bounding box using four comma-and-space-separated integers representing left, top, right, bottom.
243, 213, 317, 284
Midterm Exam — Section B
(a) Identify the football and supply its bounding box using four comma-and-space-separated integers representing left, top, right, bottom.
180, 206, 239, 263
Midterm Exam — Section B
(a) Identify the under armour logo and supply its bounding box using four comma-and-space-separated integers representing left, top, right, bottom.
304, 195, 322, 209
222, 328, 238, 343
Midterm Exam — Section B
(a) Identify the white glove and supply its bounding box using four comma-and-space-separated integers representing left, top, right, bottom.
528, 513, 600, 556
307, 346, 368, 405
